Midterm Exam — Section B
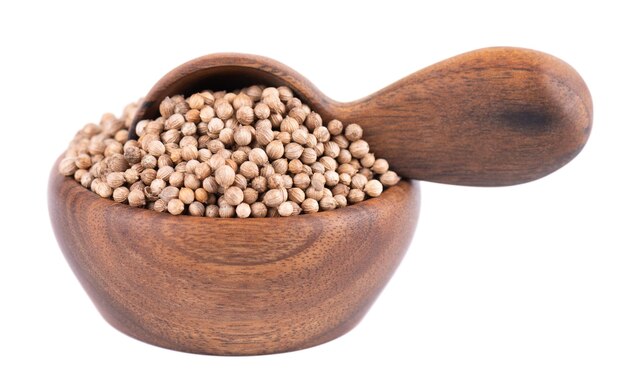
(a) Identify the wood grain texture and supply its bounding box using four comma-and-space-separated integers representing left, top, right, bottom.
48, 160, 420, 355
131, 47, 592, 186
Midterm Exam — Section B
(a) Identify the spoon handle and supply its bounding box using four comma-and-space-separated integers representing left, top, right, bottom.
331, 47, 592, 186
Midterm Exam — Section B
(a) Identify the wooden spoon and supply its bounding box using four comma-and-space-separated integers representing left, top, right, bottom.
130, 47, 592, 186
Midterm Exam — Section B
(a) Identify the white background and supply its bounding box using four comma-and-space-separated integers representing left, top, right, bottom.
1, 1, 624, 379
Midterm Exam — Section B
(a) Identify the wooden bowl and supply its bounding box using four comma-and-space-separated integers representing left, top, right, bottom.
48, 159, 420, 355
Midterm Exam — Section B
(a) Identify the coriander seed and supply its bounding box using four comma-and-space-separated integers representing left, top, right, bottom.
59, 84, 400, 218
301, 198, 319, 213
380, 170, 401, 187
179, 187, 195, 205
236, 203, 251, 218
364, 179, 383, 197
128, 189, 146, 207
263, 188, 285, 208
278, 202, 294, 217
205, 204, 219, 218
215, 165, 235, 187
168, 198, 185, 215
250, 202, 267, 218
188, 201, 205, 216
224, 186, 244, 206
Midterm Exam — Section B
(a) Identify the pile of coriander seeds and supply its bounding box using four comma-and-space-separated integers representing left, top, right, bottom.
58, 86, 401, 218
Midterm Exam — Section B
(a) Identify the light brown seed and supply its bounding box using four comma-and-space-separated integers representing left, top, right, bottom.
254, 103, 271, 119
288, 187, 306, 204
311, 172, 326, 191
128, 189, 146, 207
291, 128, 308, 145
181, 122, 197, 136
80, 172, 93, 188
334, 194, 348, 208
234, 126, 252, 146
224, 186, 244, 206
301, 198, 319, 213
284, 143, 304, 160
344, 123, 363, 141
218, 204, 235, 218
195, 188, 209, 203
300, 147, 318, 165
148, 140, 166, 157
247, 177, 265, 194
313, 126, 330, 143
288, 159, 304, 174
242, 187, 258, 204
263, 188, 285, 208
184, 173, 201, 190
236, 203, 251, 218
280, 116, 300, 133
277, 202, 294, 217
199, 106, 215, 122
159, 186, 179, 203
248, 148, 269, 165
268, 173, 285, 189
106, 172, 125, 188
59, 157, 78, 176
188, 93, 206, 110
319, 196, 337, 211
205, 204, 220, 218
351, 173, 368, 190
288, 107, 307, 124
179, 187, 195, 205
364, 179, 383, 197
305, 112, 322, 131
327, 119, 343, 135
165, 113, 185, 130
159, 97, 176, 118
75, 154, 92, 169
293, 173, 311, 189
255, 126, 274, 146
194, 162, 211, 180
349, 139, 369, 159
337, 149, 352, 164
153, 199, 167, 212
215, 165, 235, 187
201, 176, 218, 193
250, 202, 267, 217
185, 109, 201, 124
168, 198, 185, 215
215, 100, 234, 120
372, 158, 390, 174
239, 161, 259, 179
112, 186, 129, 203
360, 168, 374, 180
305, 186, 324, 201
169, 171, 184, 187
124, 168, 139, 184
188, 201, 205, 216
181, 145, 198, 161
266, 140, 285, 160
380, 170, 401, 187
324, 170, 339, 187
207, 117, 225, 134
347, 188, 365, 204
360, 153, 376, 168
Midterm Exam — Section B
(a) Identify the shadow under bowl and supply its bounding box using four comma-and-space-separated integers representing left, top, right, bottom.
48, 159, 420, 355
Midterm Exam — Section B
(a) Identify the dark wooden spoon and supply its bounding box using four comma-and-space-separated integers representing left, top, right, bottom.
130, 47, 592, 186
